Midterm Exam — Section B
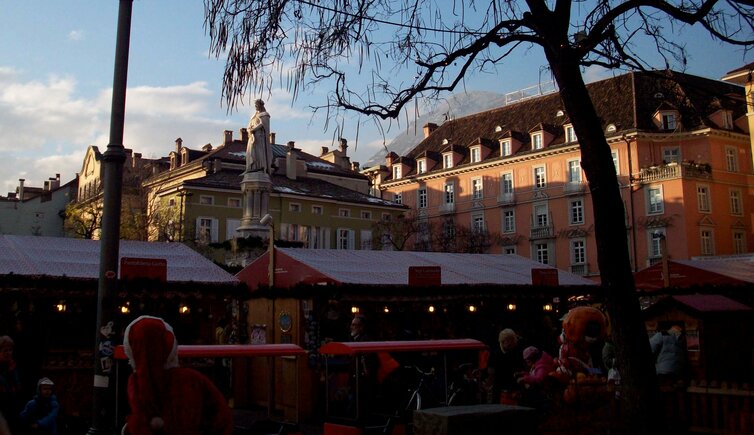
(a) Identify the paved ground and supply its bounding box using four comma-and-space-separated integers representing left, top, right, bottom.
233, 408, 324, 435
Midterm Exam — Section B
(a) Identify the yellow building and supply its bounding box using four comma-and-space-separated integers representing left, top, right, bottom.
366, 70, 752, 278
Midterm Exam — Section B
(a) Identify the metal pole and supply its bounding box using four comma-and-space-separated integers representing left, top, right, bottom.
88, 1, 132, 433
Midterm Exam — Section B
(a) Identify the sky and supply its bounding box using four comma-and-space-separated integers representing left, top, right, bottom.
1, 0, 751, 195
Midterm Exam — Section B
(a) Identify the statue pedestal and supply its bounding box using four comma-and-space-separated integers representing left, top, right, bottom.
236, 171, 272, 239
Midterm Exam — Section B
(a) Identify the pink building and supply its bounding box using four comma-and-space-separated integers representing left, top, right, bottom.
366, 70, 752, 279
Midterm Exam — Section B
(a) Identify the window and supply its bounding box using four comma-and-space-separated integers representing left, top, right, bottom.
647, 186, 664, 214
360, 211, 372, 220
418, 188, 427, 209
662, 147, 680, 164
501, 140, 512, 157
502, 209, 515, 233
567, 160, 582, 183
472, 178, 483, 200
649, 230, 666, 258
308, 226, 330, 249
570, 239, 586, 265
417, 159, 426, 174
733, 231, 747, 254
700, 229, 714, 255
722, 111, 734, 129
393, 165, 402, 179
535, 243, 549, 264
501, 172, 514, 194
393, 193, 402, 205
228, 198, 241, 208
444, 182, 455, 204
661, 113, 677, 130
337, 228, 355, 249
225, 219, 240, 240
199, 195, 214, 205
382, 213, 391, 221
339, 209, 351, 218
289, 203, 301, 212
534, 203, 549, 227
470, 147, 481, 163
196, 217, 218, 244
443, 220, 456, 240
532, 133, 543, 150
443, 153, 453, 169
168, 198, 176, 207
612, 150, 620, 175
312, 205, 324, 215
725, 146, 739, 172
285, 224, 301, 241
730, 189, 743, 215
504, 247, 517, 255
565, 125, 577, 143
697, 185, 710, 213
569, 199, 584, 224
534, 166, 546, 189
472, 214, 485, 233
360, 230, 372, 250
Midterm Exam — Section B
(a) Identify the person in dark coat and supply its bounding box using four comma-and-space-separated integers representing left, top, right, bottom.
488, 328, 525, 404
19, 377, 59, 435
0, 336, 22, 433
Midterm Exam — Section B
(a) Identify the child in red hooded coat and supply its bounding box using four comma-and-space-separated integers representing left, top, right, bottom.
123, 316, 233, 435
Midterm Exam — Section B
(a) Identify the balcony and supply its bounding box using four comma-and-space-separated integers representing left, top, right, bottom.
639, 162, 712, 184
530, 224, 554, 240
570, 264, 589, 276
563, 181, 587, 194
497, 192, 516, 205
439, 202, 455, 214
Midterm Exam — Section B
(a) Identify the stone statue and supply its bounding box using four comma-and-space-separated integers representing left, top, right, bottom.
246, 99, 272, 174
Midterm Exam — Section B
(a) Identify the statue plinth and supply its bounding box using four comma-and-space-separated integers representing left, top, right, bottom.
236, 171, 272, 238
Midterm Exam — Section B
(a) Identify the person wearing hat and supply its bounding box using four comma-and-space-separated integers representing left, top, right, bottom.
19, 377, 59, 435
122, 316, 233, 435
515, 346, 557, 409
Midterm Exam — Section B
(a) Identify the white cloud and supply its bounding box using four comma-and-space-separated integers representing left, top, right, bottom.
68, 30, 85, 41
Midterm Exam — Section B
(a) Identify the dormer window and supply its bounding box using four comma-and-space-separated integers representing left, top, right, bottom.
532, 133, 543, 150
500, 140, 512, 157
565, 125, 577, 143
470, 146, 482, 163
417, 159, 426, 174
722, 110, 733, 129
393, 165, 402, 179
661, 112, 677, 131
443, 153, 453, 169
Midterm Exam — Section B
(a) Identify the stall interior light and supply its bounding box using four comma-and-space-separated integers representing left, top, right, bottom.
351, 306, 360, 314
543, 303, 553, 312
120, 303, 131, 314
179, 304, 190, 315
383, 306, 390, 313
428, 305, 435, 313
55, 302, 66, 313
468, 305, 477, 313
507, 303, 517, 311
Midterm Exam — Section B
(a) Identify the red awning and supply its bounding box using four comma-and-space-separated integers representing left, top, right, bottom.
114, 343, 306, 360
319, 339, 487, 355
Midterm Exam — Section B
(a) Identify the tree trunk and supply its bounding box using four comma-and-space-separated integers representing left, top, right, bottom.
546, 57, 660, 433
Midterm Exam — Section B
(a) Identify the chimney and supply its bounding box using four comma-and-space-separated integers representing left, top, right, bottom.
213, 159, 222, 173
320, 146, 329, 156
339, 138, 348, 154
351, 162, 360, 171
223, 130, 233, 146
175, 138, 183, 153
18, 179, 25, 200
423, 123, 438, 138
286, 145, 297, 180
49, 176, 60, 190
269, 132, 276, 145
240, 128, 249, 143
202, 143, 213, 152
132, 154, 141, 168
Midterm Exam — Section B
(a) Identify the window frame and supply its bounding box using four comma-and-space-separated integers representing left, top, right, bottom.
199, 195, 214, 206
393, 192, 402, 205
393, 165, 402, 179
565, 125, 577, 143
647, 186, 664, 215
661, 112, 677, 130
418, 188, 428, 209
569, 198, 584, 225
648, 229, 666, 258
470, 146, 482, 163
570, 238, 586, 265
289, 202, 302, 212
444, 182, 455, 205
532, 133, 543, 150
535, 242, 550, 265
227, 197, 241, 208
417, 159, 426, 174
567, 159, 582, 183
312, 205, 324, 215
534, 166, 547, 189
502, 209, 515, 234
729, 188, 743, 215
500, 140, 512, 157
662, 146, 680, 164
443, 153, 453, 169
471, 177, 484, 200
339, 208, 351, 218
700, 229, 715, 256
696, 184, 711, 213
733, 230, 747, 254
725, 146, 739, 172
501, 172, 514, 194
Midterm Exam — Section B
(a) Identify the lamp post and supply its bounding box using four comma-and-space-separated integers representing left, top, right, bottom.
177, 190, 192, 242
260, 214, 274, 287
88, 1, 133, 434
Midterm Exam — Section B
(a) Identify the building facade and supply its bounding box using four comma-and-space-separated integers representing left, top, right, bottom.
366, 70, 752, 278
0, 175, 76, 237
142, 130, 406, 263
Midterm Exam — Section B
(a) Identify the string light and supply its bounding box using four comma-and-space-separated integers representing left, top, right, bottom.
383, 306, 390, 313
507, 303, 517, 311
543, 303, 553, 311
55, 302, 66, 313
351, 306, 360, 314
179, 304, 190, 315
428, 305, 435, 313
468, 305, 477, 313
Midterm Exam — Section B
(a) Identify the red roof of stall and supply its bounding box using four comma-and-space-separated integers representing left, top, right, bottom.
319, 339, 487, 355
634, 256, 754, 291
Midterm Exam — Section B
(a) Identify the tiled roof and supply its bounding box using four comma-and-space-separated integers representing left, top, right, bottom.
277, 248, 596, 286
0, 235, 238, 283
183, 169, 405, 209
394, 70, 744, 176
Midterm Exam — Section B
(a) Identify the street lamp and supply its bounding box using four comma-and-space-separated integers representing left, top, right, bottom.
260, 214, 274, 287
177, 191, 193, 242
